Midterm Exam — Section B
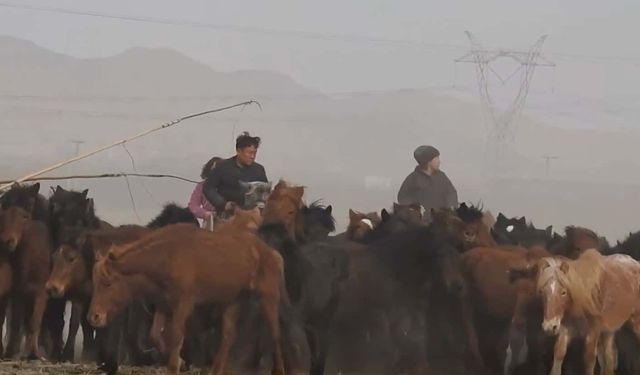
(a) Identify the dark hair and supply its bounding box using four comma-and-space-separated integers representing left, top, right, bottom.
200, 156, 223, 179
235, 132, 261, 150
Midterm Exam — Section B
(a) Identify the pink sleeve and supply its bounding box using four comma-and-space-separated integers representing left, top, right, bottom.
188, 182, 212, 220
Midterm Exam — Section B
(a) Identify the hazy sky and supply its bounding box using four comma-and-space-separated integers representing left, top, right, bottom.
1, 0, 639, 95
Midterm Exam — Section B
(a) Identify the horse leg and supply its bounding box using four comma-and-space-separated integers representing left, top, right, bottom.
458, 291, 485, 373
80, 303, 96, 362
166, 299, 193, 375
0, 294, 9, 356
598, 332, 615, 375
43, 298, 66, 360
210, 302, 240, 375
257, 281, 285, 375
5, 299, 24, 359
550, 326, 570, 375
96, 315, 123, 375
504, 289, 533, 375
61, 300, 81, 362
583, 328, 600, 375
149, 310, 167, 359
24, 291, 47, 360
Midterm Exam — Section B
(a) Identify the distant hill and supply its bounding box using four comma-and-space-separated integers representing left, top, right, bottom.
1, 35, 640, 241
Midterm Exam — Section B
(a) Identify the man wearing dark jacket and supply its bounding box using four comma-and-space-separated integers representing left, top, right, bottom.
203, 132, 268, 212
397, 145, 458, 216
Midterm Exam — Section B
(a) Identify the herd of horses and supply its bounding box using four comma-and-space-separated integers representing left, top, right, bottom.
1, 180, 640, 375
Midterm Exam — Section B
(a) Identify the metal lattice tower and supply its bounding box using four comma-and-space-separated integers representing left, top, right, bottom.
455, 31, 554, 170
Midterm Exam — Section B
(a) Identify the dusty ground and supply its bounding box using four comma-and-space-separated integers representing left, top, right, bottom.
0, 361, 202, 375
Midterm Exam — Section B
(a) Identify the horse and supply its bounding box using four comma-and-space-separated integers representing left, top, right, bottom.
493, 213, 553, 249
512, 249, 640, 375
0, 183, 49, 222
430, 203, 497, 251
46, 186, 114, 362
335, 209, 381, 242
459, 244, 554, 375
0, 206, 51, 360
88, 223, 286, 375
214, 206, 262, 233
146, 202, 199, 229
46, 201, 199, 369
549, 226, 610, 259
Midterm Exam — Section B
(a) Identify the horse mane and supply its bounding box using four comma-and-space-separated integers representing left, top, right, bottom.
614, 231, 640, 260
303, 200, 336, 233
455, 203, 484, 224
146, 203, 198, 228
538, 249, 604, 316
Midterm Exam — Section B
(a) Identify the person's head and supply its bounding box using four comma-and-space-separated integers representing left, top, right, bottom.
413, 145, 441, 171
200, 156, 223, 179
235, 132, 261, 167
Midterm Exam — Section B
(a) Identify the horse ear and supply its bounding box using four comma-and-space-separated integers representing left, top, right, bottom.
349, 209, 357, 221
29, 183, 40, 195
496, 213, 507, 223
49, 186, 56, 195
381, 209, 391, 222
545, 225, 553, 236
560, 261, 570, 273
459, 202, 468, 209
55, 185, 63, 193
325, 205, 332, 215
85, 198, 94, 214
292, 187, 304, 201
81, 189, 89, 199
517, 217, 526, 227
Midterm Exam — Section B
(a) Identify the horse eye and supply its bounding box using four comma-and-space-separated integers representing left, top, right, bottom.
561, 289, 567, 296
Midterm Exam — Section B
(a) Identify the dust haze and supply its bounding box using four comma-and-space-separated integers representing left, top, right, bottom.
0, 1, 639, 241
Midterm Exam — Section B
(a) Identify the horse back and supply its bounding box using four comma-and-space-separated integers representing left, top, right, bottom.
15, 220, 51, 288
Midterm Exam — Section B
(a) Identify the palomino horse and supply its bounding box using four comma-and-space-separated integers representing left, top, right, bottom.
88, 223, 286, 375
0, 206, 51, 360
514, 249, 640, 375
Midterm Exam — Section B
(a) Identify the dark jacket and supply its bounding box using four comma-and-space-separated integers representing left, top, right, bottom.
203, 156, 268, 212
397, 167, 458, 212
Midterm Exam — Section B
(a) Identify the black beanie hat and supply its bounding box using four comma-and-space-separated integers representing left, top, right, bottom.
413, 145, 440, 164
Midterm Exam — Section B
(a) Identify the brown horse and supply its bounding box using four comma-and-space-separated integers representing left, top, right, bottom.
518, 250, 640, 375
0, 206, 51, 360
344, 209, 381, 242
431, 203, 496, 251
214, 206, 263, 233
460, 245, 552, 374
550, 226, 608, 259
88, 223, 286, 375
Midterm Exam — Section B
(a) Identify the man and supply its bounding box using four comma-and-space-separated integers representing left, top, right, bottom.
397, 145, 458, 216
203, 132, 268, 213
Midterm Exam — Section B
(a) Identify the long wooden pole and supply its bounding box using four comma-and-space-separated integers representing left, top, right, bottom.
0, 100, 259, 192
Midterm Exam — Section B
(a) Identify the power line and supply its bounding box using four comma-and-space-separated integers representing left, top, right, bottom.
0, 1, 460, 50
1, 2, 638, 65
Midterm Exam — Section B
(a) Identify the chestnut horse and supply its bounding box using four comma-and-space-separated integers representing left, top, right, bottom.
0, 206, 51, 360
517, 250, 640, 375
88, 223, 286, 375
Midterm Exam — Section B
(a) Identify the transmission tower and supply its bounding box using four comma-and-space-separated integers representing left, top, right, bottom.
455, 31, 554, 173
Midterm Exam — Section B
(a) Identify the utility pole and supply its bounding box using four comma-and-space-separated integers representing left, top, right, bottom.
455, 31, 555, 176
69, 140, 85, 189
541, 155, 558, 177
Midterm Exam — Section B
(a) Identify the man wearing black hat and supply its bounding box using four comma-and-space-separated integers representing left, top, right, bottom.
397, 145, 458, 217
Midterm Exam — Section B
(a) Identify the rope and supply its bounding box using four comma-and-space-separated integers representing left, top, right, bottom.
0, 173, 200, 185
0, 100, 260, 192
